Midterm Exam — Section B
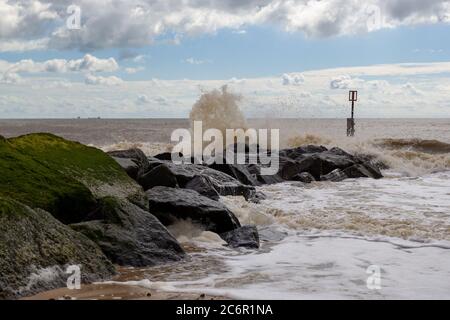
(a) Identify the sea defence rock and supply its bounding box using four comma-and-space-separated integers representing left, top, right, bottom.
108, 148, 151, 181
0, 133, 185, 294
122, 154, 257, 200
146, 187, 241, 234
71, 198, 185, 267
138, 164, 179, 190
0, 133, 145, 223
278, 145, 383, 182
0, 197, 114, 299
220, 225, 260, 249
208, 162, 261, 186
184, 175, 221, 200
111, 157, 140, 180
154, 152, 183, 161
320, 169, 348, 182
292, 172, 316, 183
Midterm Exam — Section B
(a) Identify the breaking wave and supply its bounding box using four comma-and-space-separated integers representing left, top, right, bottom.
189, 85, 247, 137
287, 134, 450, 176
375, 138, 450, 154
96, 141, 173, 156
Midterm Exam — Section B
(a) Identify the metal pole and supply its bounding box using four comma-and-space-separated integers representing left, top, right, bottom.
351, 100, 354, 120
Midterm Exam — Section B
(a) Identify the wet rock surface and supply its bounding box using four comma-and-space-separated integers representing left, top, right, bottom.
220, 225, 260, 249
146, 187, 241, 234
71, 199, 185, 267
0, 198, 114, 299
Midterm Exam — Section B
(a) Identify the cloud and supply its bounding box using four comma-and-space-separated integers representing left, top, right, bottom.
3, 0, 450, 52
184, 57, 210, 65
2, 60, 450, 118
314, 61, 450, 79
282, 73, 305, 86
0, 72, 21, 84
84, 74, 123, 86
119, 51, 148, 63
136, 94, 150, 104
125, 66, 145, 74
2, 54, 118, 75
0, 39, 50, 52
401, 82, 423, 95
330, 75, 365, 89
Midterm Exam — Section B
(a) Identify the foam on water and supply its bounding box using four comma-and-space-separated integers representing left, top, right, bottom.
113, 170, 450, 299
115, 235, 450, 299
168, 220, 227, 248
287, 134, 450, 176
97, 141, 172, 156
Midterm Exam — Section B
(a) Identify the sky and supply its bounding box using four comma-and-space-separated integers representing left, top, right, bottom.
1, 0, 450, 118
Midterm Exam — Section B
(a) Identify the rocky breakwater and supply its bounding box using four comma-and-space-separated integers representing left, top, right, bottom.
109, 144, 384, 253
0, 134, 383, 299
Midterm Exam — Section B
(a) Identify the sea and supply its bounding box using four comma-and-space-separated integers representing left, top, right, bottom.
1, 118, 449, 299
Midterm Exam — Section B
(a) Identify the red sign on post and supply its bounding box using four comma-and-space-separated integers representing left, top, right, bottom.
349, 90, 358, 102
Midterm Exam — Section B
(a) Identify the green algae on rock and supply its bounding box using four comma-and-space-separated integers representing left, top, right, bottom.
0, 133, 145, 223
0, 197, 115, 299
0, 134, 186, 299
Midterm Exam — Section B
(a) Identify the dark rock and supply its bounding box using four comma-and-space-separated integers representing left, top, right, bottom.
138, 164, 179, 191
246, 163, 261, 176
293, 172, 316, 183
343, 164, 376, 179
146, 187, 241, 234
320, 169, 348, 182
154, 152, 183, 161
184, 175, 220, 201
356, 154, 389, 171
276, 144, 385, 182
0, 197, 114, 299
220, 225, 260, 249
257, 173, 285, 185
161, 163, 257, 200
327, 147, 354, 158
209, 162, 260, 186
360, 162, 383, 179
71, 198, 185, 267
107, 148, 150, 178
279, 151, 357, 181
315, 152, 356, 174
111, 157, 139, 180
280, 145, 328, 160
251, 191, 267, 203
278, 156, 322, 180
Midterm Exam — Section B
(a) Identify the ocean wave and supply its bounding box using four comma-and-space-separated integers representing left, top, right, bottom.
287, 133, 450, 175
94, 141, 173, 156
374, 138, 450, 154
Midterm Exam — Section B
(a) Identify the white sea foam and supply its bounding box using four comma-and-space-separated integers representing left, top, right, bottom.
113, 235, 450, 299
168, 219, 227, 248
113, 170, 450, 299
96, 141, 173, 156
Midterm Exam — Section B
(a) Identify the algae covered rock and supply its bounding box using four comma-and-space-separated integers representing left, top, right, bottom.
0, 197, 114, 299
0, 133, 186, 298
0, 133, 145, 223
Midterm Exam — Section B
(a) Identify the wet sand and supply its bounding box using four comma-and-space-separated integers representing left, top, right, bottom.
23, 283, 226, 300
